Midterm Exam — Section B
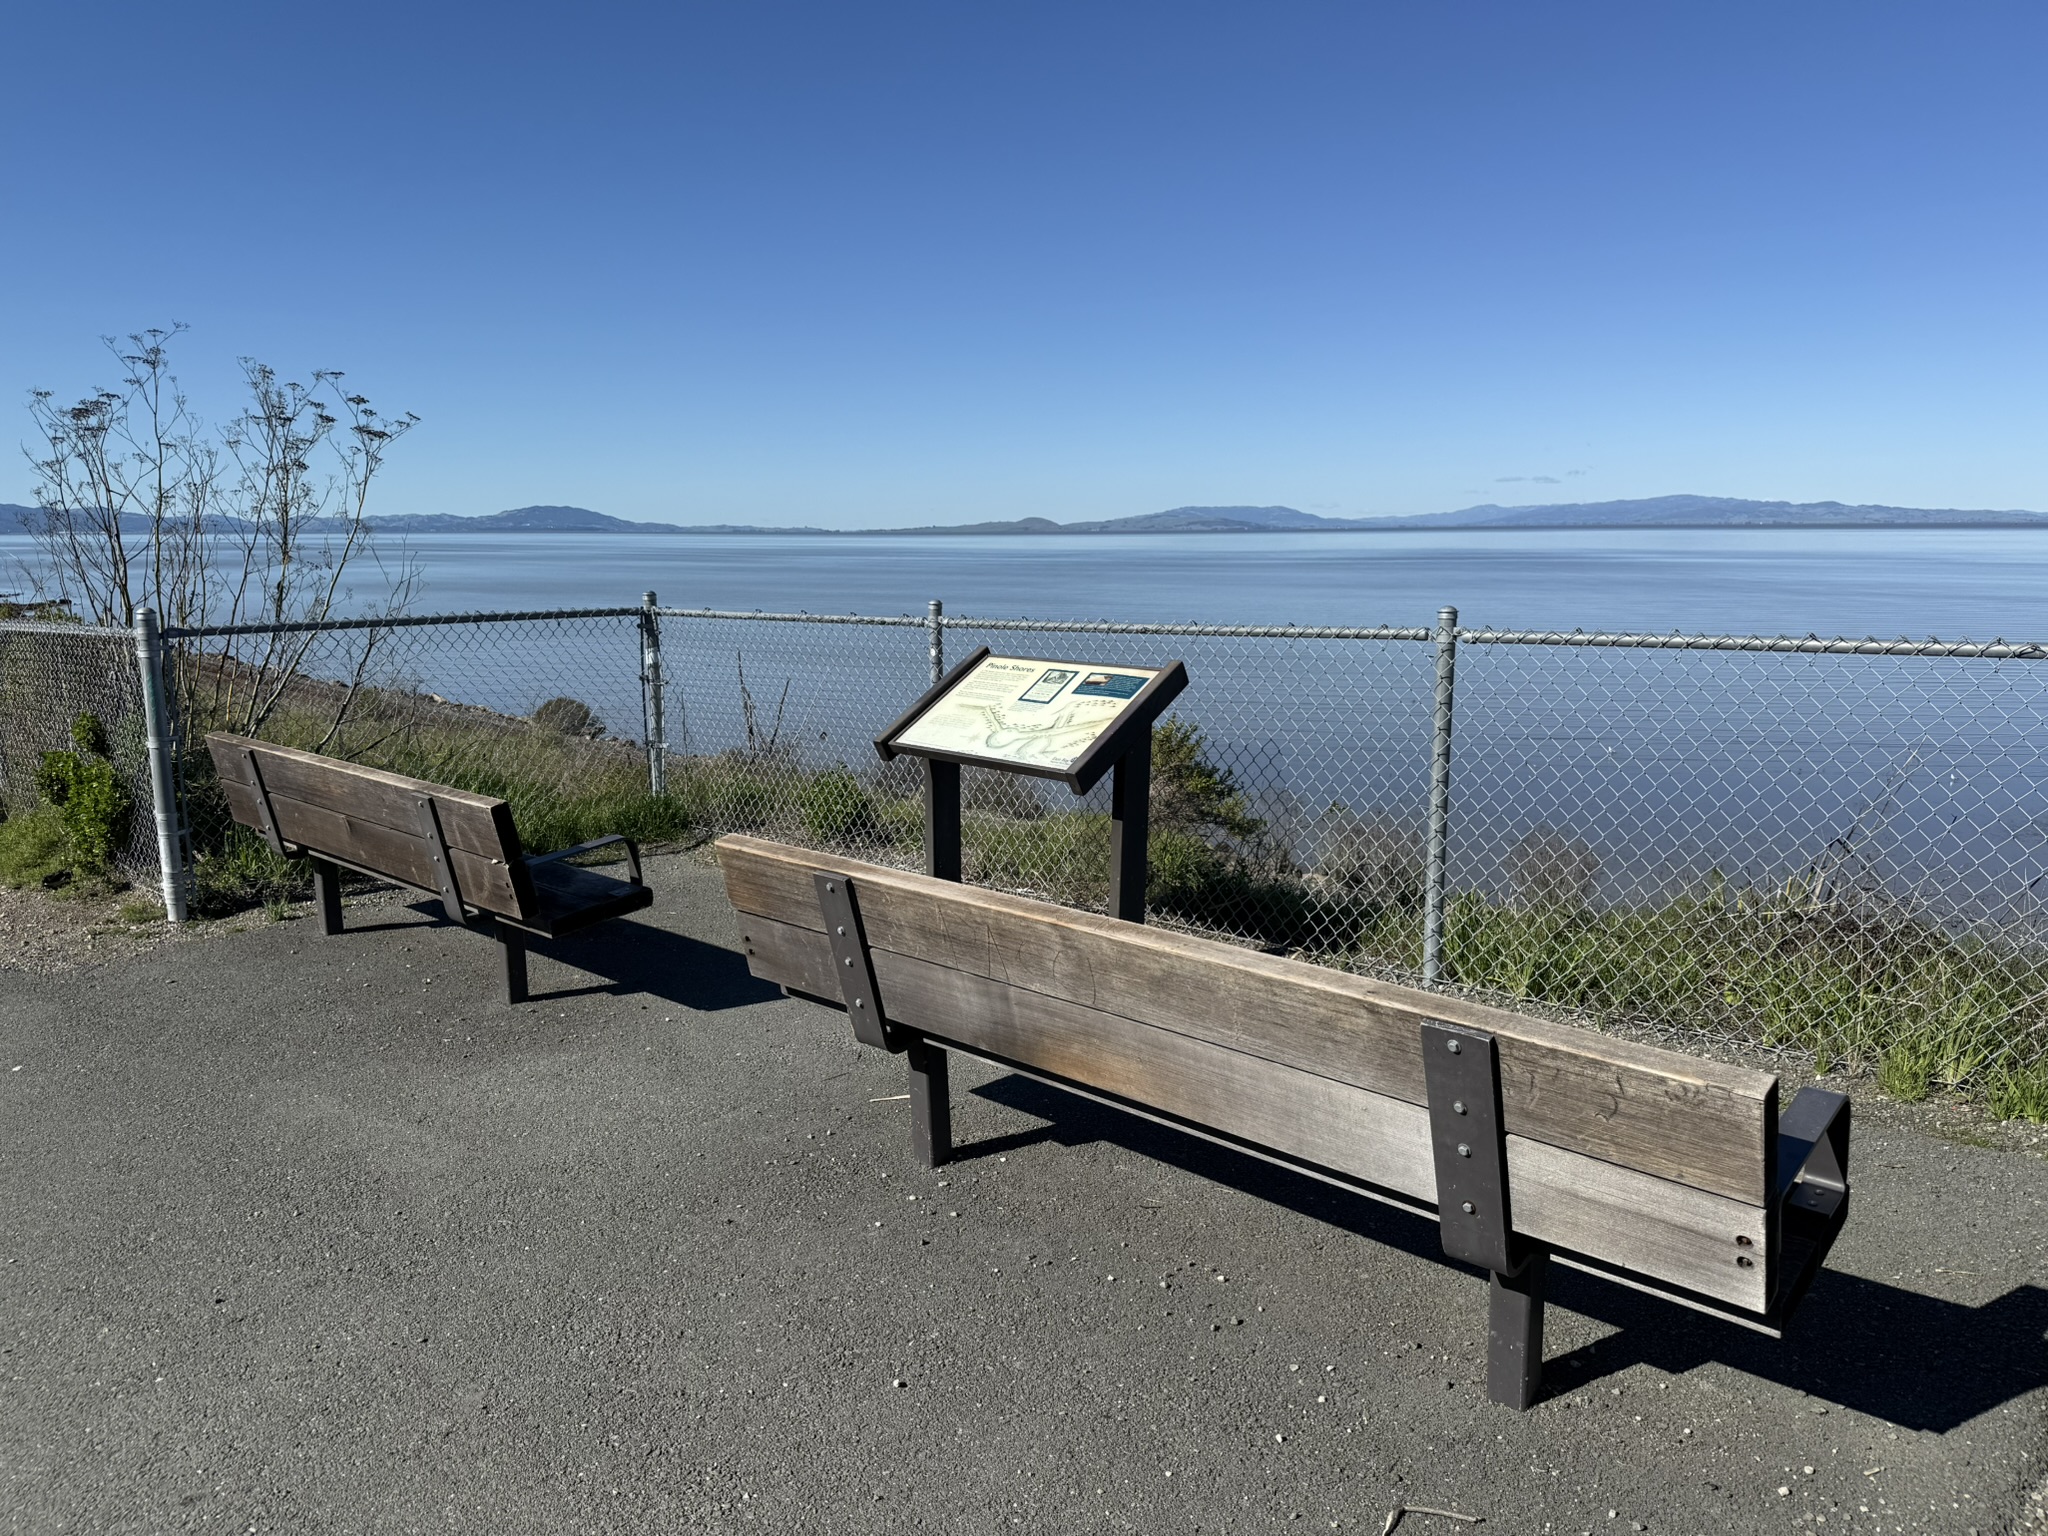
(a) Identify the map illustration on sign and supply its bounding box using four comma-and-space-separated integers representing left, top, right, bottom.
891, 655, 1165, 773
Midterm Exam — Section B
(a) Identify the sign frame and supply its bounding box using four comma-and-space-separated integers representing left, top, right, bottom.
874, 645, 1189, 794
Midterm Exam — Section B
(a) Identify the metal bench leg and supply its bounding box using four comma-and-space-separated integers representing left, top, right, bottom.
1487, 1249, 1549, 1409
908, 1038, 950, 1168
499, 931, 529, 1006
310, 857, 343, 936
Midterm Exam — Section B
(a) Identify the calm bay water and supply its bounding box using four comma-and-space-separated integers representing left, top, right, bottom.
8, 526, 2048, 636
371, 527, 2048, 637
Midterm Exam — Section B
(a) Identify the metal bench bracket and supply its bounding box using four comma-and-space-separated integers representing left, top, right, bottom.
1768, 1087, 1853, 1325
415, 795, 471, 927
1420, 1020, 1521, 1274
1422, 1018, 1548, 1408
241, 748, 287, 856
815, 873, 902, 1053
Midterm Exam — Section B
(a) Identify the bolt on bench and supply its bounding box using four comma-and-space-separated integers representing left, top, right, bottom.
716, 833, 1852, 1409
207, 733, 653, 1003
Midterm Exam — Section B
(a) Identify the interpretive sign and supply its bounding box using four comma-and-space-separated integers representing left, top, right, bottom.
877, 648, 1187, 791
876, 644, 1188, 921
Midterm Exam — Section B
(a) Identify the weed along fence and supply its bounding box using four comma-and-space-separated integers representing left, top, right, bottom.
5, 597, 2048, 1113
0, 616, 167, 898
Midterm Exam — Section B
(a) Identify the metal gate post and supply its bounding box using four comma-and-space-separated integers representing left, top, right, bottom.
1422, 605, 1458, 985
928, 597, 944, 685
132, 607, 190, 923
640, 591, 667, 796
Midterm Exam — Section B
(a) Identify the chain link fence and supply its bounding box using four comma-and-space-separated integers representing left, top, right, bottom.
1438, 629, 2048, 1107
0, 620, 156, 886
653, 608, 934, 866
5, 598, 2046, 1114
160, 607, 662, 914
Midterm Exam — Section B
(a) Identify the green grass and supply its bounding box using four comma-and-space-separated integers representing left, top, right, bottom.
1318, 888, 2048, 1120
313, 729, 695, 854
190, 826, 308, 916
0, 804, 73, 887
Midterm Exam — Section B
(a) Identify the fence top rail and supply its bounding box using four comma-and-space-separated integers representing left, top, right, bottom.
939, 616, 1436, 641
657, 607, 929, 627
1458, 628, 2048, 658
165, 606, 646, 639
0, 619, 134, 640
130, 601, 2048, 657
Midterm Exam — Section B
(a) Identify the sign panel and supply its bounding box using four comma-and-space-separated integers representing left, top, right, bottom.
891, 655, 1167, 775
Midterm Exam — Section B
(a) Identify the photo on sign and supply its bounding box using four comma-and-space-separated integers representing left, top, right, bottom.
1074, 672, 1144, 699
1017, 668, 1078, 704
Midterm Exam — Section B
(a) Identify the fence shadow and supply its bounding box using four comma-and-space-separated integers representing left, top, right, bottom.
967, 1074, 2048, 1432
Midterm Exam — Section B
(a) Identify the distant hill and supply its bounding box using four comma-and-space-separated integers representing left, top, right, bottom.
0, 503, 806, 536
0, 503, 323, 536
0, 502, 823, 536
8, 496, 2047, 538
1360, 495, 2048, 530
360, 505, 720, 534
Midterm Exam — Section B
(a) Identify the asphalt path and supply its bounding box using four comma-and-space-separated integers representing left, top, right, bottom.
3, 854, 2044, 1535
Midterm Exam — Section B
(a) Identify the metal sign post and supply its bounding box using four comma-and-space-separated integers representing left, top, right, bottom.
924, 758, 962, 883
1107, 732, 1151, 924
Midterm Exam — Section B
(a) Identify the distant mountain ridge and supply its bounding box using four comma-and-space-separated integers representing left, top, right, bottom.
1363, 494, 2048, 529
6, 495, 2047, 537
355, 505, 742, 534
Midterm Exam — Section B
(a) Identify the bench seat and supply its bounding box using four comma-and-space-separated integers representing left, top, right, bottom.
515, 849, 657, 939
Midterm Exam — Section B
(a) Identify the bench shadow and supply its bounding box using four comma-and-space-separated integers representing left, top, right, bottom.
321, 917, 429, 936
391, 902, 779, 1012
967, 1074, 2048, 1432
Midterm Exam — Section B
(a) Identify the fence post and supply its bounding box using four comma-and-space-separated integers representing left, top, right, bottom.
1422, 604, 1458, 986
132, 607, 190, 923
640, 591, 667, 796
928, 597, 944, 685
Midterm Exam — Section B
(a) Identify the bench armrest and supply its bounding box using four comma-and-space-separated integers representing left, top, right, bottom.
527, 834, 642, 885
1774, 1087, 1850, 1206
1767, 1087, 1852, 1327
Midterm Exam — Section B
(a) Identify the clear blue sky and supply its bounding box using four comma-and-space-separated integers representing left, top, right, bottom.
3, 2, 2043, 528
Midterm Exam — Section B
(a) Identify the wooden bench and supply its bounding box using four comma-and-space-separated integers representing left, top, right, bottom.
716, 833, 1853, 1409
207, 733, 654, 1003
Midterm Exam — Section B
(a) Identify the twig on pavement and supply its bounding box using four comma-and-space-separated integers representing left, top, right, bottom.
1381, 1506, 1483, 1535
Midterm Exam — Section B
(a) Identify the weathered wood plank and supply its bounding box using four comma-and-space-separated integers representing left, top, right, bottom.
208, 734, 512, 861
718, 836, 1777, 1206
217, 777, 524, 915
739, 913, 1768, 1309
1508, 1139, 1772, 1312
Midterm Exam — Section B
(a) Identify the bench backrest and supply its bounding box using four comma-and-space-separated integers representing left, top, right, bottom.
717, 833, 1785, 1315
207, 733, 536, 921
